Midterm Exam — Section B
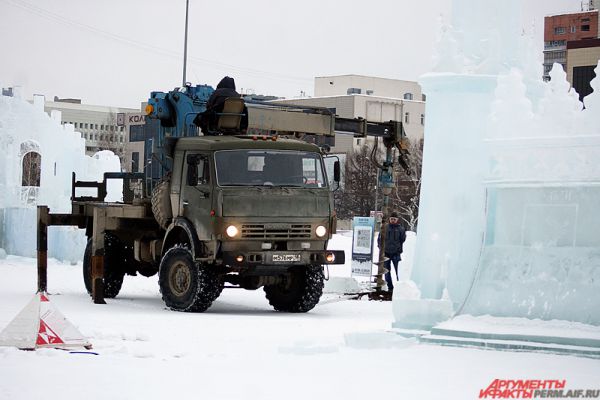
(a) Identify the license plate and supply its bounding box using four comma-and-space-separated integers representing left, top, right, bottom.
272, 254, 301, 262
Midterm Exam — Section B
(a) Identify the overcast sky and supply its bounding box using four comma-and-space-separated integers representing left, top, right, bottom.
0, 0, 582, 109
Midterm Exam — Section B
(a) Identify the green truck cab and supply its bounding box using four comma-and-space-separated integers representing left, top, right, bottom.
141, 135, 343, 312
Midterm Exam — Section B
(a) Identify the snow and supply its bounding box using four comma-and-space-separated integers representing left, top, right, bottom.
392, 279, 421, 300
1, 255, 599, 400
322, 277, 361, 294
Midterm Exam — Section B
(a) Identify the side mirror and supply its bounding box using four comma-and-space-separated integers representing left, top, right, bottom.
197, 159, 209, 185
333, 161, 341, 182
187, 155, 209, 186
187, 162, 198, 186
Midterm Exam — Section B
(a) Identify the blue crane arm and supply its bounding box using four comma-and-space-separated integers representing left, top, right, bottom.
143, 84, 214, 190
147, 84, 214, 139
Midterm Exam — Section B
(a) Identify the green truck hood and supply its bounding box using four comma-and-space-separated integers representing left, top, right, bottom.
221, 188, 330, 217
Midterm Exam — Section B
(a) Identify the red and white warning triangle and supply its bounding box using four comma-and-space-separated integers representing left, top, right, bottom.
0, 293, 91, 350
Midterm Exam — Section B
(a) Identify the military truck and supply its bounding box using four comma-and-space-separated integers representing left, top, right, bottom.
36, 81, 408, 311
44, 133, 340, 315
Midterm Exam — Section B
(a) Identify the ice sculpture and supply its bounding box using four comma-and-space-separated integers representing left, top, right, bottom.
396, 0, 600, 333
460, 64, 600, 326
0, 92, 121, 262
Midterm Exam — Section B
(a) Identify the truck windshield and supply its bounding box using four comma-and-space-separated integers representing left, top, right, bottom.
215, 150, 327, 188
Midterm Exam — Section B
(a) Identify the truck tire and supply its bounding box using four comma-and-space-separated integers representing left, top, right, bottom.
151, 175, 172, 230
83, 233, 126, 298
264, 265, 324, 313
159, 245, 223, 312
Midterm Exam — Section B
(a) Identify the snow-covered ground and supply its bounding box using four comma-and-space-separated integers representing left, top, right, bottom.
1, 247, 599, 400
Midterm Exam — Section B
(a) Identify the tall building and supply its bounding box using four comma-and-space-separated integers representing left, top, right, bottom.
43, 98, 145, 171
543, 8, 599, 81
567, 38, 600, 101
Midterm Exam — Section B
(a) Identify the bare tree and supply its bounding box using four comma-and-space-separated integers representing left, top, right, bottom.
334, 139, 423, 229
393, 139, 423, 231
21, 151, 41, 187
334, 144, 380, 219
18, 141, 42, 205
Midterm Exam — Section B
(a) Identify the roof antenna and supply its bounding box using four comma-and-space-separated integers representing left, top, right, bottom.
182, 0, 189, 87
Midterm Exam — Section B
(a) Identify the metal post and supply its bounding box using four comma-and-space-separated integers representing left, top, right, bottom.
37, 206, 48, 293
182, 0, 189, 86
374, 169, 379, 214
91, 207, 107, 304
375, 145, 395, 293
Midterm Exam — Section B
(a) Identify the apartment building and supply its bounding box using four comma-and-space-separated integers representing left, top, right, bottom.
544, 8, 599, 80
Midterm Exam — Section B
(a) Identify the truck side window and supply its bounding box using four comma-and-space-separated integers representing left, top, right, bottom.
187, 155, 209, 186
302, 157, 324, 187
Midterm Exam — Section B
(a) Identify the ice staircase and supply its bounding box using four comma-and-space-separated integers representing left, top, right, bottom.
398, 315, 600, 358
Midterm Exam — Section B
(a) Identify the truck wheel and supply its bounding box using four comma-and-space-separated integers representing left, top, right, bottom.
264, 265, 324, 313
83, 233, 126, 298
158, 245, 222, 312
151, 175, 172, 230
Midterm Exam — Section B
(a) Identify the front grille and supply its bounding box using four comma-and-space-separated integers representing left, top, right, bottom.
241, 224, 311, 239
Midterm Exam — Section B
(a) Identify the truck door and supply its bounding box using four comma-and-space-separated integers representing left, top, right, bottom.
181, 152, 213, 240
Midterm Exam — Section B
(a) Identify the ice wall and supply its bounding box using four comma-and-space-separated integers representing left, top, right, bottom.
413, 74, 494, 303
413, 0, 528, 305
0, 92, 121, 262
406, 0, 600, 328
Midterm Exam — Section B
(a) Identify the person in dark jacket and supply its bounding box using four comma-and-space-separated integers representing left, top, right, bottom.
377, 211, 407, 292
206, 76, 239, 112
194, 76, 248, 134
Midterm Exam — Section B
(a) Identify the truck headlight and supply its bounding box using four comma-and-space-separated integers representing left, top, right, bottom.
315, 225, 327, 238
326, 252, 336, 263
226, 225, 239, 238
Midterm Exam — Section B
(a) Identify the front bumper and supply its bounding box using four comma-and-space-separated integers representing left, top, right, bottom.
222, 249, 345, 267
